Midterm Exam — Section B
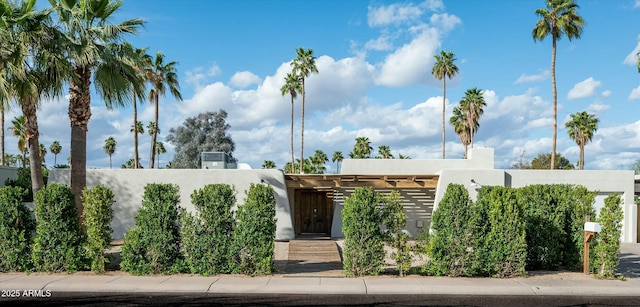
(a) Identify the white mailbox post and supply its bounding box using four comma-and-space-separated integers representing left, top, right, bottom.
583, 222, 601, 274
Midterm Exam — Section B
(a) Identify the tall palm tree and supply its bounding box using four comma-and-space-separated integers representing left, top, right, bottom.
310, 149, 328, 174
262, 160, 276, 169
9, 116, 27, 167
103, 136, 116, 169
49, 0, 145, 217
281, 72, 302, 173
119, 43, 151, 169
565, 111, 598, 170
131, 121, 144, 137
377, 145, 394, 159
532, 0, 584, 169
459, 87, 486, 148
146, 121, 158, 147
349, 137, 373, 159
332, 151, 343, 174
449, 106, 471, 158
39, 143, 46, 164
291, 47, 318, 173
146, 51, 182, 168
49, 140, 62, 166
155, 141, 166, 168
432, 50, 459, 159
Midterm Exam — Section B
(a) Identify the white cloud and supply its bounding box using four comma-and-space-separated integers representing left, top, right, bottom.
623, 37, 640, 65
420, 0, 445, 11
429, 13, 461, 33
601, 90, 612, 98
586, 102, 610, 114
376, 27, 441, 87
367, 2, 424, 27
229, 71, 262, 88
184, 64, 222, 88
364, 35, 394, 51
514, 70, 549, 84
628, 85, 640, 100
567, 77, 601, 100
635, 0, 640, 9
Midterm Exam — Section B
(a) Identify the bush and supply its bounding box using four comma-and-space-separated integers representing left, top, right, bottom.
120, 183, 182, 275
381, 190, 411, 276
593, 194, 623, 279
342, 187, 384, 277
82, 185, 115, 274
31, 184, 85, 272
182, 184, 236, 275
0, 186, 34, 272
232, 183, 277, 275
426, 184, 474, 276
483, 187, 527, 277
3, 167, 50, 202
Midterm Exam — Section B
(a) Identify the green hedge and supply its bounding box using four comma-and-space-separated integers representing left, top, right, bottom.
232, 183, 277, 275
593, 194, 623, 278
31, 184, 85, 272
0, 186, 34, 272
82, 185, 115, 274
121, 183, 182, 275
182, 184, 236, 275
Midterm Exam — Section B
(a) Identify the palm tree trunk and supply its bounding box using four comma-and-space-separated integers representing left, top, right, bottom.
442, 78, 446, 159
300, 79, 305, 174
54, 154, 57, 166
464, 143, 468, 159
149, 95, 158, 169
22, 100, 44, 195
69, 65, 91, 223
109, 155, 112, 169
550, 38, 558, 170
133, 89, 139, 169
580, 142, 585, 170
290, 96, 295, 174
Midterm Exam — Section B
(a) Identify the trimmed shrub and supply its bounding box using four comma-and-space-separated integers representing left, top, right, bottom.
0, 186, 34, 272
381, 190, 411, 276
342, 187, 384, 277
182, 184, 236, 275
426, 184, 474, 276
82, 185, 115, 274
4, 167, 49, 202
483, 186, 527, 277
31, 184, 85, 272
120, 183, 182, 275
232, 183, 277, 275
593, 194, 623, 279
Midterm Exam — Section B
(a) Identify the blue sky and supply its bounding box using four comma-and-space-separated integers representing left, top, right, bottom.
18, 0, 640, 170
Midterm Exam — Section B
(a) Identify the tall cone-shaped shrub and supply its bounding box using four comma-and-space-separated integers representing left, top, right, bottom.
593, 194, 623, 279
0, 186, 34, 272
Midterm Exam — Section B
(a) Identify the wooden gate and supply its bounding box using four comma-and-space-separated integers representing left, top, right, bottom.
294, 190, 333, 236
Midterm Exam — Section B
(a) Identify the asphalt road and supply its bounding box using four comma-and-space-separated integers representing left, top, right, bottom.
4, 293, 640, 307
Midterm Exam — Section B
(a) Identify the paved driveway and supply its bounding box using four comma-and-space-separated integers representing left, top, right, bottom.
619, 243, 640, 280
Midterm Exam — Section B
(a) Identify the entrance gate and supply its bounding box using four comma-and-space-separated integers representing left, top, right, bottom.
294, 190, 332, 236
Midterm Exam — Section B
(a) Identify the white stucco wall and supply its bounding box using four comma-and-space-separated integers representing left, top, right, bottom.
48, 169, 295, 241
0, 165, 18, 186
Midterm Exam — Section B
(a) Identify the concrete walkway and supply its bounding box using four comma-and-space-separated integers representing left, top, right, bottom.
284, 239, 343, 277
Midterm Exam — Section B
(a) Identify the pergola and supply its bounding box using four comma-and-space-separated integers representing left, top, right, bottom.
285, 174, 439, 189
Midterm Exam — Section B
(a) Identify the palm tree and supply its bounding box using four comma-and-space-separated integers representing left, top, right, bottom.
281, 72, 302, 173
103, 137, 117, 169
262, 160, 276, 169
377, 145, 393, 159
532, 0, 584, 169
291, 47, 318, 173
131, 121, 144, 138
39, 143, 46, 164
349, 137, 373, 159
147, 121, 158, 147
49, 0, 145, 217
398, 154, 411, 159
49, 140, 62, 166
565, 111, 598, 170
332, 151, 344, 174
9, 116, 27, 167
432, 50, 459, 159
459, 87, 486, 148
155, 141, 166, 168
146, 51, 182, 169
119, 43, 151, 169
450, 106, 471, 158
310, 149, 328, 174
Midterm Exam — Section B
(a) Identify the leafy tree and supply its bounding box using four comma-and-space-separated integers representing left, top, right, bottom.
531, 152, 575, 169
460, 87, 486, 148
376, 145, 393, 159
155, 141, 166, 168
349, 136, 373, 159
262, 160, 276, 169
565, 111, 598, 170
291, 47, 318, 173
432, 50, 459, 159
49, 0, 145, 218
532, 0, 584, 169
332, 151, 344, 174
280, 73, 302, 173
593, 194, 623, 279
146, 52, 183, 169
49, 140, 62, 166
450, 106, 471, 158
166, 110, 235, 169
103, 137, 117, 169
510, 151, 532, 169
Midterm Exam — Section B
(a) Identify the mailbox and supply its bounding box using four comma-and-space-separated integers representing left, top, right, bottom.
584, 222, 601, 233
